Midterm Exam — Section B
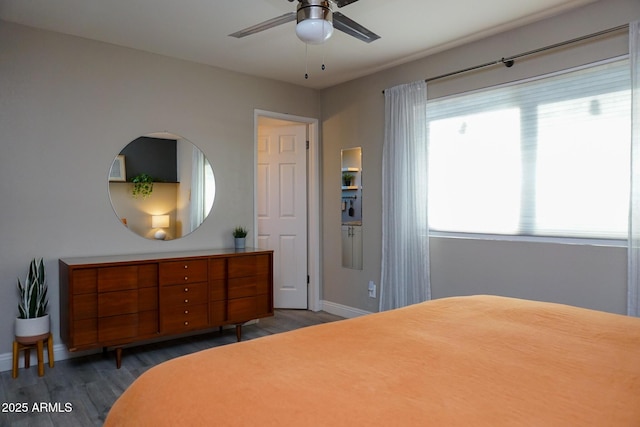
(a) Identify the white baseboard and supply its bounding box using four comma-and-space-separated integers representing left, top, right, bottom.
321, 300, 372, 319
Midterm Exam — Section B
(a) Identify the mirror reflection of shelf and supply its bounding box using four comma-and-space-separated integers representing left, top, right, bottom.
341, 147, 363, 270
341, 167, 361, 189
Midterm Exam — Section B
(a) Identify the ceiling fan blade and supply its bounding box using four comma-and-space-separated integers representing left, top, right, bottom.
334, 0, 360, 8
333, 11, 380, 43
229, 12, 296, 38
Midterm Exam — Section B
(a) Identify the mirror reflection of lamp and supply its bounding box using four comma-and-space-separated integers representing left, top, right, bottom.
152, 215, 170, 240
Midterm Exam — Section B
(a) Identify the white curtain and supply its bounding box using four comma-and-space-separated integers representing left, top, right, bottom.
380, 81, 431, 311
629, 20, 640, 317
190, 146, 205, 233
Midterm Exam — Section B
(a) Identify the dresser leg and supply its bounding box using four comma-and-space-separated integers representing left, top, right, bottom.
115, 347, 123, 369
235, 324, 242, 342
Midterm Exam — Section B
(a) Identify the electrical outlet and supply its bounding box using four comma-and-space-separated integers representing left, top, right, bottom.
368, 281, 376, 298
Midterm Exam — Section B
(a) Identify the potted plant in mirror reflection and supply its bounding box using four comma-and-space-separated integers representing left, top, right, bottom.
131, 173, 154, 199
233, 226, 248, 249
15, 258, 50, 340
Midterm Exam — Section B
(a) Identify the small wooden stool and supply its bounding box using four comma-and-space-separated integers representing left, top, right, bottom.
12, 333, 54, 379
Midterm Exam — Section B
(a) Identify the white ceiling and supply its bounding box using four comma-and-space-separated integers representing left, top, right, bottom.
0, 0, 596, 89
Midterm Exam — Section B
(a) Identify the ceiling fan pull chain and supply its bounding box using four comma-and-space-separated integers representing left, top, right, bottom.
322, 19, 327, 71
305, 43, 309, 79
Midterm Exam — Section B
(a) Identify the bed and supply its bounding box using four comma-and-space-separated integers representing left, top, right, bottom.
105, 295, 640, 426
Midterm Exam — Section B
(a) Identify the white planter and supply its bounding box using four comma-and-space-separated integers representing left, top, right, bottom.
15, 314, 50, 339
234, 237, 246, 249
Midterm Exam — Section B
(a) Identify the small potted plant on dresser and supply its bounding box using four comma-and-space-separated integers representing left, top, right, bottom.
15, 258, 50, 340
233, 226, 248, 249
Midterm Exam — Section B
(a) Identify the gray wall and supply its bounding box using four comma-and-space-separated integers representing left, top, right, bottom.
320, 0, 639, 314
0, 22, 320, 358
1, 0, 639, 367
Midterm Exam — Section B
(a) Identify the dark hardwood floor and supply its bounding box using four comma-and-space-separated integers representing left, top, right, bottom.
0, 309, 343, 427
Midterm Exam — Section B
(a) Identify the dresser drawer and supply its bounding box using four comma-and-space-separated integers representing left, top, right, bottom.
229, 276, 257, 299
161, 303, 208, 332
98, 266, 138, 292
159, 260, 208, 286
73, 294, 97, 320
228, 256, 256, 279
209, 258, 226, 280
228, 296, 257, 322
72, 269, 97, 294
210, 300, 226, 325
210, 279, 226, 302
72, 319, 98, 348
98, 290, 138, 317
160, 282, 207, 308
138, 287, 158, 312
138, 310, 159, 337
138, 263, 159, 288
256, 293, 272, 318
98, 313, 138, 343
256, 254, 271, 279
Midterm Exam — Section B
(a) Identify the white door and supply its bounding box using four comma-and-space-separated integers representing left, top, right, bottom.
257, 123, 308, 308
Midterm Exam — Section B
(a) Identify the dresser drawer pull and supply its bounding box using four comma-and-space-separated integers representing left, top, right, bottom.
184, 276, 188, 281
184, 310, 189, 314
184, 265, 188, 269
184, 299, 189, 303
184, 321, 189, 326
184, 287, 189, 292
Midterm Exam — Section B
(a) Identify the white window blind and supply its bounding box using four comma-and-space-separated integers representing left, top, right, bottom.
427, 58, 631, 239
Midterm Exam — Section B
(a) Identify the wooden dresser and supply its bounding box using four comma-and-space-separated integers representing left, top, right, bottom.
59, 248, 273, 367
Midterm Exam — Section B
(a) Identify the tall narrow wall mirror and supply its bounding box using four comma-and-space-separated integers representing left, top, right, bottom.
341, 147, 363, 269
108, 132, 215, 240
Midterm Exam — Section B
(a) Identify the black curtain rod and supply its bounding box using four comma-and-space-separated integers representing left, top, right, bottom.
382, 23, 629, 94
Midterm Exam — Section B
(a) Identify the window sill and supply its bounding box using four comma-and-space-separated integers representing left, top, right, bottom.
428, 231, 627, 248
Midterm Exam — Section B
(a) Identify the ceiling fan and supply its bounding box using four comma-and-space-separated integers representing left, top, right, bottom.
229, 0, 380, 44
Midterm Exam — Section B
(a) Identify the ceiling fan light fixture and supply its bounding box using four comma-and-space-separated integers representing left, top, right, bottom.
295, 0, 334, 44
296, 19, 334, 44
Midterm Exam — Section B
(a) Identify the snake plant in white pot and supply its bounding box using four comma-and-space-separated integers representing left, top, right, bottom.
15, 258, 50, 339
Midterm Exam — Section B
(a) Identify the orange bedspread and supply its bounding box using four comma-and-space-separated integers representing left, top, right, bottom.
105, 295, 640, 426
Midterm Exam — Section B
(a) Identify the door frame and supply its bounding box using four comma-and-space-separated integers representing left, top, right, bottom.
254, 109, 321, 311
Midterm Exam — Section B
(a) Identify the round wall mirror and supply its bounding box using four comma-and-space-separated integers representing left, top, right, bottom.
108, 132, 215, 240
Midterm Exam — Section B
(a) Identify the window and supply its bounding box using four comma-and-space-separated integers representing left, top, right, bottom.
427, 58, 631, 240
